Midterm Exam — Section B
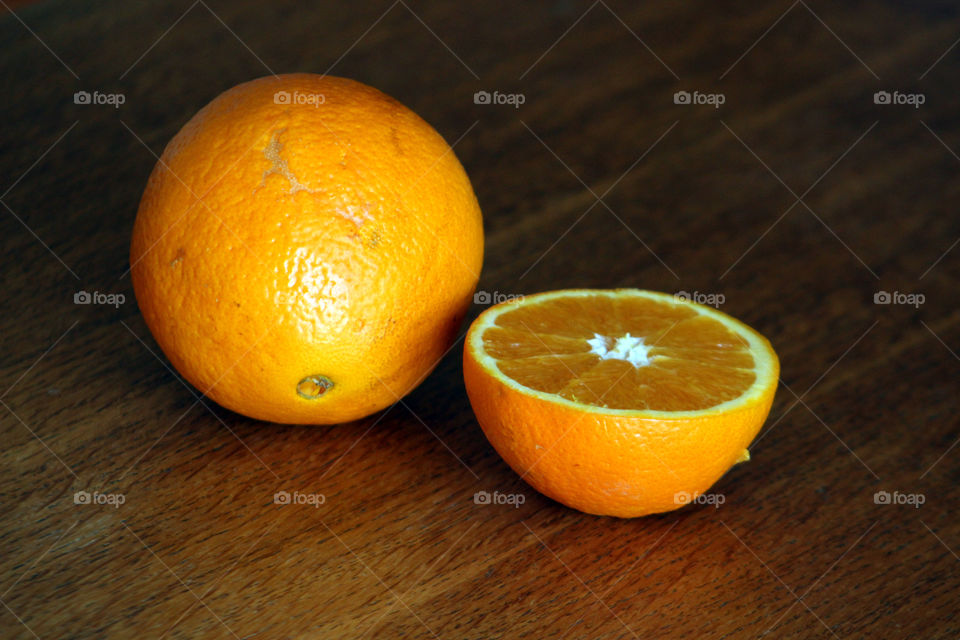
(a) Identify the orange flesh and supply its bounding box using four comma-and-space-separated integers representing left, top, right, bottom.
482, 294, 757, 411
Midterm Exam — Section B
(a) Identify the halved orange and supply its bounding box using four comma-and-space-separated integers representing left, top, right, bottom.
463, 289, 779, 517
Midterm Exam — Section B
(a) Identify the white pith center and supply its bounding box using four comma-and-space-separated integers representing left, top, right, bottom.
587, 333, 652, 367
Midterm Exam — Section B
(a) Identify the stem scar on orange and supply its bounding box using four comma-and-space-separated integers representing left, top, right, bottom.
463, 289, 779, 518
131, 74, 484, 424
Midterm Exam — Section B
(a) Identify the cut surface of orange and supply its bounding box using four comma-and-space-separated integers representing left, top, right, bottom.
463, 289, 779, 517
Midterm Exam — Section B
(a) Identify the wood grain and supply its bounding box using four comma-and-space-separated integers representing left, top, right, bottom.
2, 0, 959, 637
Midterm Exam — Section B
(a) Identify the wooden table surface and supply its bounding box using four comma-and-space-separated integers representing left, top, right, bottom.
3, 1, 960, 638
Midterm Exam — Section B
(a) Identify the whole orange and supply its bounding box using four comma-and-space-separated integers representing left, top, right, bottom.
131, 74, 483, 424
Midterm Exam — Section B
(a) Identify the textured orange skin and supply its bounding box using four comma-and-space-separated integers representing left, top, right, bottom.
463, 305, 778, 518
131, 74, 483, 424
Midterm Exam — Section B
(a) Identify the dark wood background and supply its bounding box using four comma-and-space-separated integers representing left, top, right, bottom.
2, 1, 959, 637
